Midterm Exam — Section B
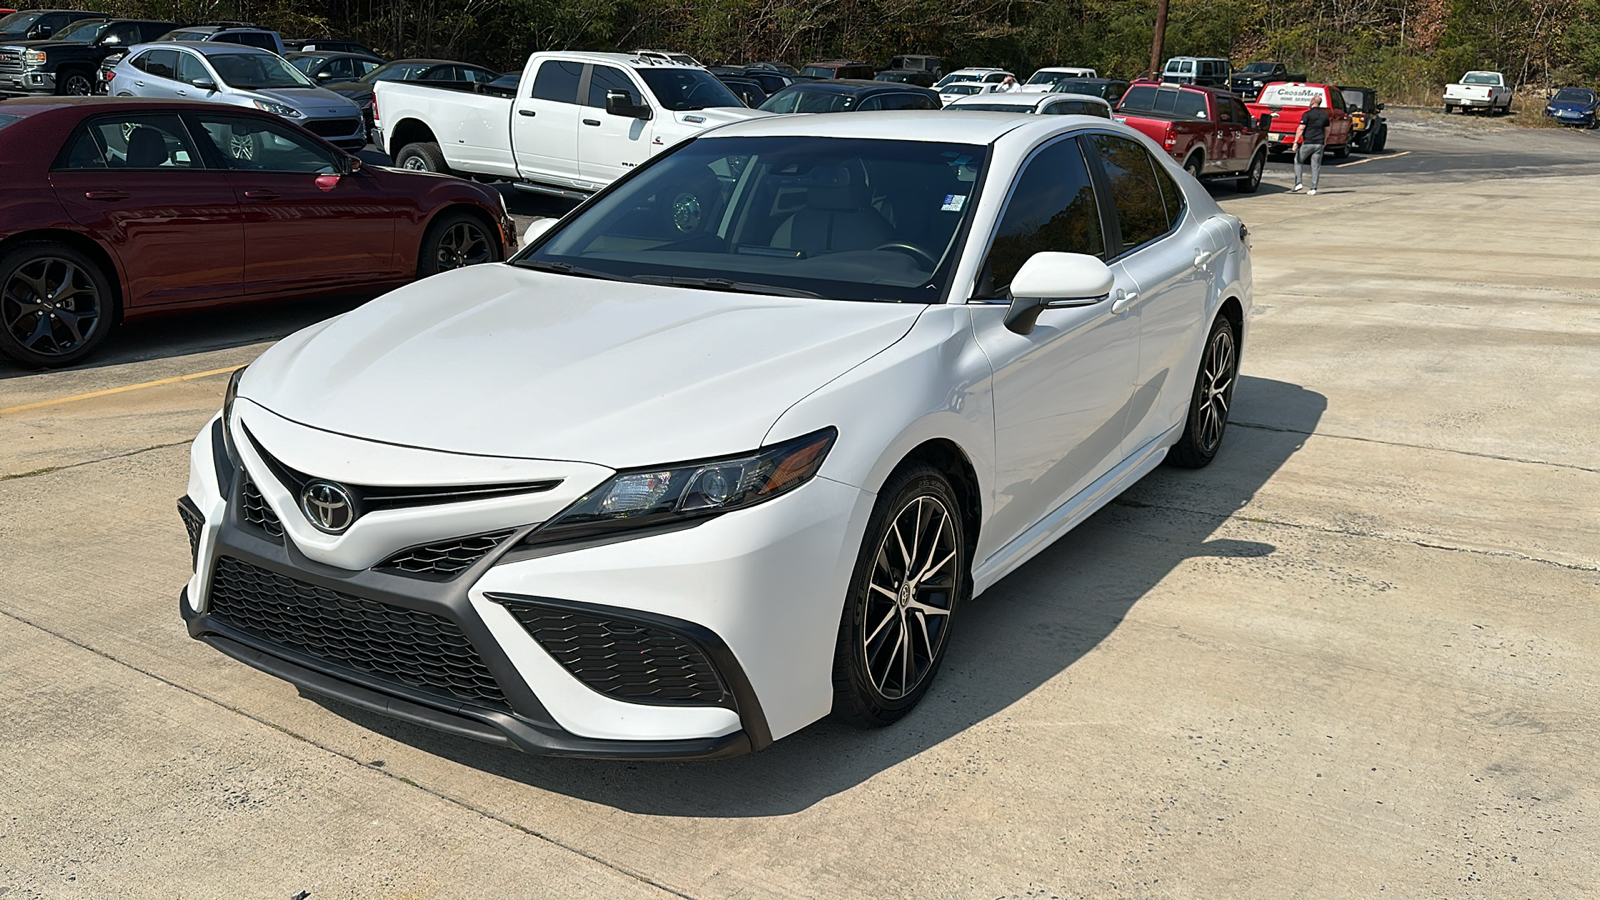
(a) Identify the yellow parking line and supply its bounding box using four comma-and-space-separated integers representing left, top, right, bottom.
0, 364, 242, 416
1338, 149, 1413, 168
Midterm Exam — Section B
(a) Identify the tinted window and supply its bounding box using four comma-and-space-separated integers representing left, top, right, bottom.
1230, 98, 1252, 124
100, 23, 139, 45
192, 115, 337, 173
879, 93, 926, 110
355, 59, 380, 77
174, 52, 208, 85
587, 65, 640, 107
137, 49, 178, 80
138, 23, 174, 41
210, 54, 310, 90
532, 60, 582, 102
1328, 89, 1347, 112
1119, 84, 1157, 110
976, 138, 1104, 299
62, 114, 201, 170
0, 113, 21, 133
463, 66, 496, 84
1153, 158, 1185, 229
638, 68, 742, 110
1086, 133, 1169, 252
324, 57, 355, 80
216, 32, 277, 51
1175, 90, 1208, 118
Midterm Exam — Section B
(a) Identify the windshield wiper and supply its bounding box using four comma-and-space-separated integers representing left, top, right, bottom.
514, 259, 627, 281
627, 274, 822, 298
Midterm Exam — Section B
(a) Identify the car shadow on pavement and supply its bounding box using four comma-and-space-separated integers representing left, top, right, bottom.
309, 375, 1327, 816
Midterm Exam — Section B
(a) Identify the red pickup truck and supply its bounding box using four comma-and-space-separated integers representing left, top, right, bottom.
1114, 82, 1269, 192
1246, 82, 1354, 158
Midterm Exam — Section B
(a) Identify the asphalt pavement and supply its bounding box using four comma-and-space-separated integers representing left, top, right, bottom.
2, 108, 1598, 898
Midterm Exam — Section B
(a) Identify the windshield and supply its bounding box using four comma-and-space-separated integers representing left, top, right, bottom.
1054, 79, 1111, 99
759, 88, 854, 113
289, 55, 328, 73
1241, 63, 1276, 74
933, 72, 980, 88
638, 67, 742, 110
1553, 88, 1595, 103
954, 102, 1033, 112
1462, 72, 1501, 85
1341, 89, 1368, 107
52, 19, 107, 42
518, 136, 987, 304
361, 61, 433, 83
943, 84, 985, 96
1026, 72, 1059, 85
210, 53, 314, 90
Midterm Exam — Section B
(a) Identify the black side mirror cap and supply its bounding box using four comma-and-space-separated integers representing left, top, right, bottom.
605, 89, 651, 120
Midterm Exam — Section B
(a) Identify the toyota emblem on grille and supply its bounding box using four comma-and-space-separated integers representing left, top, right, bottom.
300, 481, 356, 534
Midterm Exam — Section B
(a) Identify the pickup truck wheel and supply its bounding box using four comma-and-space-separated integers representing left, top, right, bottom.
57, 71, 95, 96
1443, 103, 1454, 114
1183, 153, 1203, 180
0, 242, 116, 368
418, 212, 499, 277
1236, 151, 1265, 193
396, 142, 448, 175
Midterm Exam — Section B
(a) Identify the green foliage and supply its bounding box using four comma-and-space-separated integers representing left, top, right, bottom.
77, 0, 1599, 92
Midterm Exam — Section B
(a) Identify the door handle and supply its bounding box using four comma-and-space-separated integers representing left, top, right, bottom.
582, 118, 601, 126
83, 190, 129, 201
242, 190, 280, 200
134, 80, 145, 87
1112, 289, 1139, 314
517, 109, 536, 117
175, 89, 186, 96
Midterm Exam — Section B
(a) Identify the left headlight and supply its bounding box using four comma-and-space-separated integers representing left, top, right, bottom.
23, 50, 47, 66
251, 99, 303, 117
524, 427, 838, 546
221, 366, 245, 464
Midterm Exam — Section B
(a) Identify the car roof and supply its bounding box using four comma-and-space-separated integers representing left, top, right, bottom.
138, 41, 276, 56
950, 91, 1107, 109
533, 51, 701, 71
710, 109, 1049, 144
288, 49, 378, 58
0, 95, 278, 118
782, 79, 932, 93
383, 58, 474, 66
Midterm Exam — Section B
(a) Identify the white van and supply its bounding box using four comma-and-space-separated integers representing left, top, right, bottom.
1162, 57, 1231, 87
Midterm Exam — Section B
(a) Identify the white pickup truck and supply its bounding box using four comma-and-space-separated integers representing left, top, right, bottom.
373, 51, 768, 198
1444, 71, 1512, 114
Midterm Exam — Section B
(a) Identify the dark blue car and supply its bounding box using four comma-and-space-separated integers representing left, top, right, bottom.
1544, 87, 1598, 128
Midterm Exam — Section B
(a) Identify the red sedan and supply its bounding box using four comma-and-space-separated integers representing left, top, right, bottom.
0, 97, 515, 367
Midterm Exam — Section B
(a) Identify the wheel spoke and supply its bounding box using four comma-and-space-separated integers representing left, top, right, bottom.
905, 598, 950, 617
53, 309, 86, 346
869, 582, 898, 601
865, 605, 898, 646
20, 314, 52, 349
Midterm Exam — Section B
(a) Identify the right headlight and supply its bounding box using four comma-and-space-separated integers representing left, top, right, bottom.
221, 366, 245, 464
523, 427, 837, 546
251, 99, 303, 117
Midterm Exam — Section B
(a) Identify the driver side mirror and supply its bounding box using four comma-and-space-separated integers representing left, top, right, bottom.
191, 78, 217, 92
605, 89, 651, 120
339, 155, 364, 175
316, 70, 334, 80
1256, 112, 1273, 130
522, 217, 557, 246
28, 25, 53, 39
1376, 102, 1386, 110
1003, 252, 1115, 335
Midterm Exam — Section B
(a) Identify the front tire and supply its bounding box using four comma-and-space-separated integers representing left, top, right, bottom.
831, 465, 967, 727
417, 212, 500, 277
395, 141, 448, 174
0, 242, 116, 368
56, 70, 94, 96
1373, 124, 1388, 151
1167, 314, 1238, 469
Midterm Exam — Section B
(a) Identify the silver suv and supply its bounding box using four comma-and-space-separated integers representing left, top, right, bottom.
157, 24, 284, 56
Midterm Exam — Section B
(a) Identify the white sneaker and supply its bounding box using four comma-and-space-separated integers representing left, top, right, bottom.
1308, 189, 1318, 196
1290, 184, 1305, 193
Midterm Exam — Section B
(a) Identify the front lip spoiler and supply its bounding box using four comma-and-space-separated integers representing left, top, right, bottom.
183, 589, 755, 760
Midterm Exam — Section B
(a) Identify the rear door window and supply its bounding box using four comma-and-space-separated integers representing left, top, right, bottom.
1085, 133, 1171, 254
531, 60, 582, 102
975, 137, 1104, 299
1175, 90, 1208, 118
191, 114, 338, 173
59, 113, 203, 170
137, 49, 178, 80
174, 51, 209, 86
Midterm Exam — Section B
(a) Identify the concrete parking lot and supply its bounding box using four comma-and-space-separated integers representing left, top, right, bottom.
2, 109, 1597, 898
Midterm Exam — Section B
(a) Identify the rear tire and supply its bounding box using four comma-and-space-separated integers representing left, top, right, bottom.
831, 465, 967, 728
0, 241, 116, 368
1167, 314, 1238, 469
417, 212, 500, 277
395, 141, 448, 174
1236, 150, 1265, 193
1183, 153, 1204, 180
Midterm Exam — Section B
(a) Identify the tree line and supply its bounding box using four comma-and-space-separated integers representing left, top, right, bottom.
71, 0, 1600, 98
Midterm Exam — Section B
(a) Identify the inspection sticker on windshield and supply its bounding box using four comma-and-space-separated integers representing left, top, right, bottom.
942, 194, 968, 212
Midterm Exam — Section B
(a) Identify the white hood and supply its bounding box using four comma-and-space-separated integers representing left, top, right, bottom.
240, 264, 923, 467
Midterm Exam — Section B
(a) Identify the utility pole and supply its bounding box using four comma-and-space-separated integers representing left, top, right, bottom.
1149, 0, 1170, 78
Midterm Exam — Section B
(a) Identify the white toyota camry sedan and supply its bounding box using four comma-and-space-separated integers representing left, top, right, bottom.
178, 111, 1252, 759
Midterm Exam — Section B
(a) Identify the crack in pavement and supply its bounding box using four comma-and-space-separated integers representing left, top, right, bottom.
1231, 420, 1600, 474
1, 440, 193, 481
1110, 497, 1600, 574
0, 607, 699, 900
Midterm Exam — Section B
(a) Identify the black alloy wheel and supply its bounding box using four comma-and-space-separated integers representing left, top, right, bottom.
1168, 314, 1238, 469
832, 465, 967, 726
0, 242, 114, 367
418, 213, 499, 277
58, 71, 94, 96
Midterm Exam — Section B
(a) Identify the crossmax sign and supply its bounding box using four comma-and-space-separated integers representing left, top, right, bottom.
1259, 83, 1327, 107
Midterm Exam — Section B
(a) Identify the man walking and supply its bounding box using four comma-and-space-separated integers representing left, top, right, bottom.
1291, 95, 1331, 195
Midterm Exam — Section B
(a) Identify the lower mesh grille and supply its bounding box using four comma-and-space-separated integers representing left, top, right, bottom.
240, 479, 283, 539
207, 556, 509, 711
178, 499, 204, 568
304, 117, 360, 137
377, 529, 516, 580
499, 602, 729, 706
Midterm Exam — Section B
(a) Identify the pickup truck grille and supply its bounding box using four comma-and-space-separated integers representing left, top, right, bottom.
0, 48, 25, 76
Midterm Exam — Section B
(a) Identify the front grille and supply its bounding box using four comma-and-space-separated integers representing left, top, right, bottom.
0, 49, 21, 76
500, 602, 730, 706
178, 498, 204, 568
377, 529, 516, 580
240, 478, 283, 539
207, 556, 509, 711
304, 117, 360, 138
